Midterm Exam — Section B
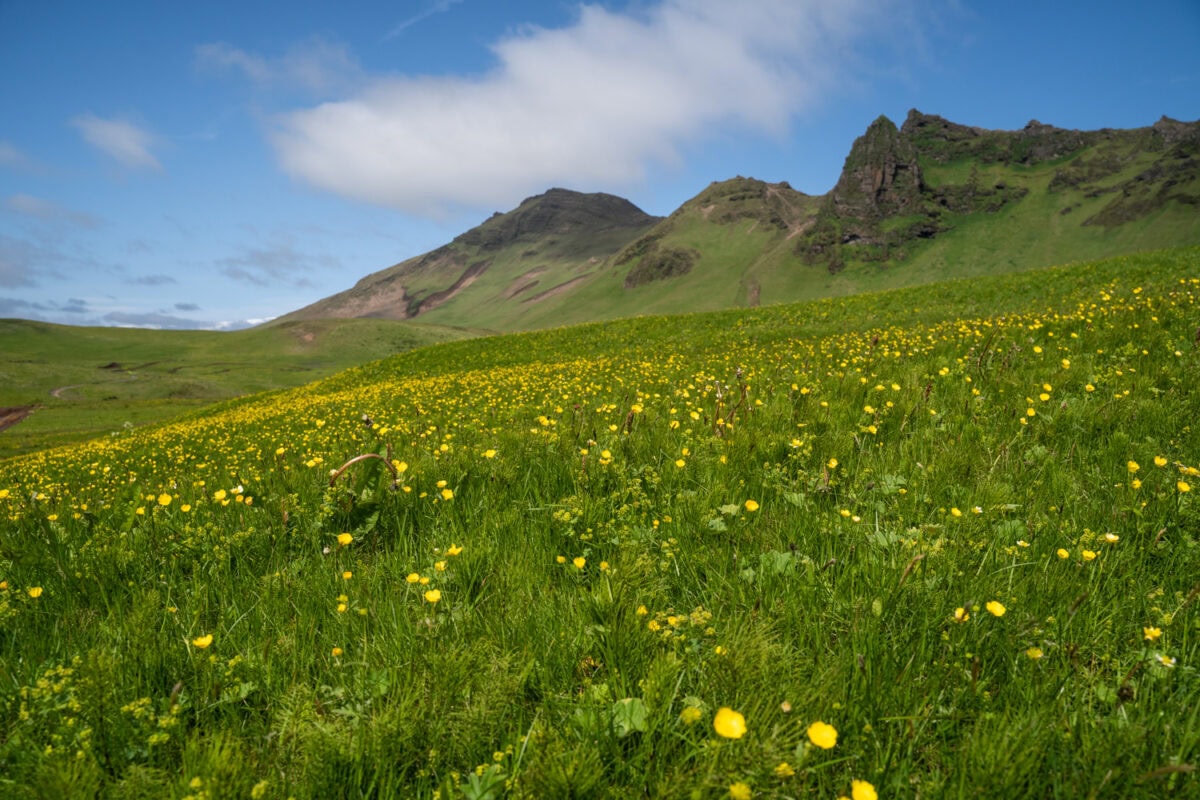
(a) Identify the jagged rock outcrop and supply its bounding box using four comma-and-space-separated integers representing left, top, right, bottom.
829, 116, 924, 220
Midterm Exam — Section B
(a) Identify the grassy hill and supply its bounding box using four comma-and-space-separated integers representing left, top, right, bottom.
1, 247, 1197, 797
285, 112, 1200, 334
0, 317, 471, 459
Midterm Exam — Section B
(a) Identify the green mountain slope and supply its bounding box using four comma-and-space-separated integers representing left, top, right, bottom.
288, 111, 1200, 332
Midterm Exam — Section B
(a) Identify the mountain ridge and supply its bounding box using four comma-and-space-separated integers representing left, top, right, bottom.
278, 110, 1200, 331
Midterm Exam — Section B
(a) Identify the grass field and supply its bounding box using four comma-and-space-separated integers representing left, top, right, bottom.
0, 247, 1198, 798
0, 318, 471, 459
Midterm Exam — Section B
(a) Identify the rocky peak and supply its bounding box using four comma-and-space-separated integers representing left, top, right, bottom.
829, 115, 924, 220
455, 188, 660, 251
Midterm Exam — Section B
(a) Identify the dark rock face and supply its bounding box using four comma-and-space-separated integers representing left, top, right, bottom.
455, 188, 660, 251
829, 116, 924, 220
623, 246, 699, 288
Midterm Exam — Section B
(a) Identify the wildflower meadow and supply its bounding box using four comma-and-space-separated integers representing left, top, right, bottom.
1, 248, 1198, 798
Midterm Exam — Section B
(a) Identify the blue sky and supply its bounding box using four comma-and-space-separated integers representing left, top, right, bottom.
1, 0, 1197, 330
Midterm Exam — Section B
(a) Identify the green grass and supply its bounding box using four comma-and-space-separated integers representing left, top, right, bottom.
0, 318, 470, 458
0, 247, 1198, 798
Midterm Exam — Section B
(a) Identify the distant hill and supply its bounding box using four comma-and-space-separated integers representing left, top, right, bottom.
281, 110, 1200, 332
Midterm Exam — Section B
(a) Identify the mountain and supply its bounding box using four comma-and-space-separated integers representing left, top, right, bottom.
280, 111, 1200, 332
282, 188, 661, 327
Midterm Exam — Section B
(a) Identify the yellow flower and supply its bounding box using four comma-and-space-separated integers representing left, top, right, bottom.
1179, 481, 1192, 493
1056, 548, 1070, 559
851, 779, 878, 800
953, 607, 969, 623
332, 647, 343, 657
157, 493, 172, 506
1154, 456, 1168, 467
556, 555, 566, 564
728, 782, 751, 800
950, 507, 962, 517
1061, 358, 1071, 368
1144, 627, 1162, 641
435, 561, 447, 572
1127, 460, 1140, 473
636, 605, 648, 616
986, 601, 1006, 617
342, 571, 353, 580
827, 458, 838, 469
713, 707, 747, 739
1081, 549, 1097, 561
447, 544, 463, 556
675, 459, 686, 468
483, 449, 497, 459
1104, 533, 1119, 544
773, 762, 795, 778
440, 488, 454, 501
213, 489, 226, 501
424, 589, 442, 604
405, 572, 420, 584
679, 706, 702, 725
807, 720, 838, 749
192, 634, 213, 649
337, 532, 353, 547
28, 586, 43, 599
599, 561, 610, 571
1025, 647, 1043, 660
573, 557, 586, 570
744, 499, 760, 512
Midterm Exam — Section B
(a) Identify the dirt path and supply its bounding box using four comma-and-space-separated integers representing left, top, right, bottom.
50, 384, 82, 399
0, 405, 36, 433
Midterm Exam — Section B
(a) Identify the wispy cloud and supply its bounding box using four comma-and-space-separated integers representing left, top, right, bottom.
195, 38, 363, 96
5, 194, 101, 228
0, 141, 32, 170
0, 234, 59, 287
385, 0, 466, 39
270, 0, 889, 215
216, 242, 339, 288
71, 114, 163, 170
126, 273, 177, 287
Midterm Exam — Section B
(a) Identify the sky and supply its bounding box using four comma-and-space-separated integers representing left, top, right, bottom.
1, 0, 1197, 330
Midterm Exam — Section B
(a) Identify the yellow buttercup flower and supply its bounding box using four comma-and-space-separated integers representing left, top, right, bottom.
851, 779, 878, 800
728, 782, 751, 800
337, 532, 353, 546
807, 720, 838, 749
446, 543, 463, 556
713, 707, 747, 739
424, 589, 442, 604
573, 557, 586, 569
157, 493, 172, 506
440, 488, 454, 501
744, 499, 760, 512
1144, 627, 1162, 641
986, 601, 1006, 617
28, 586, 43, 599
192, 634, 213, 649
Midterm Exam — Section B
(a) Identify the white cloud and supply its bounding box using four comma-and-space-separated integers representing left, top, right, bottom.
269, 0, 886, 215
196, 38, 363, 96
72, 114, 162, 170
